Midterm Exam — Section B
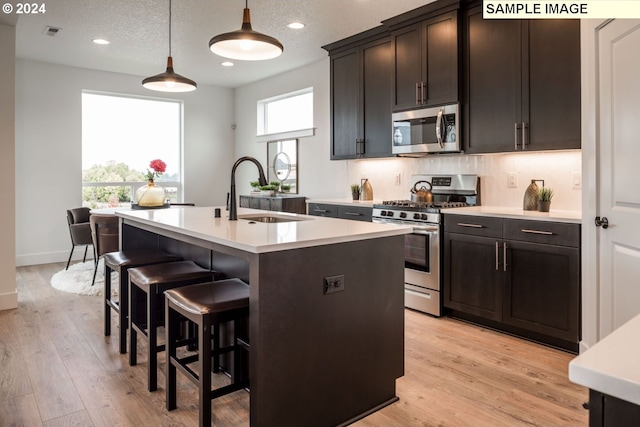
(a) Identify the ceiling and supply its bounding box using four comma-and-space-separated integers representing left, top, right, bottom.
14, 0, 433, 88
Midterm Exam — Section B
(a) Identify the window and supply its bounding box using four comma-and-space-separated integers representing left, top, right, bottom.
81, 92, 182, 208
257, 88, 313, 137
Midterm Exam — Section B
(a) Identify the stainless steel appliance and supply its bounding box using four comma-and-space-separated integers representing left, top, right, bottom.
372, 174, 479, 316
392, 103, 460, 156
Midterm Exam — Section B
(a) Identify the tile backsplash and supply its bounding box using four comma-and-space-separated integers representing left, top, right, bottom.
345, 150, 582, 211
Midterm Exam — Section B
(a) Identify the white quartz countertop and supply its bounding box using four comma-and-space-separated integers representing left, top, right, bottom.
444, 206, 582, 223
306, 198, 380, 207
117, 206, 411, 254
569, 314, 640, 406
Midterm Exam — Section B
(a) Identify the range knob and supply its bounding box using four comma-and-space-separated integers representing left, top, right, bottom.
380, 211, 387, 217
387, 211, 394, 217
399, 212, 407, 219
413, 213, 421, 220
421, 214, 429, 220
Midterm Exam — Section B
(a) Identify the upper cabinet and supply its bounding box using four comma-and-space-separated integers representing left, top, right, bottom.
324, 28, 393, 160
389, 11, 459, 111
463, 6, 581, 153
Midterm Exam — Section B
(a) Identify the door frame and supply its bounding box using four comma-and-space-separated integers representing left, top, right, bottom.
580, 18, 613, 352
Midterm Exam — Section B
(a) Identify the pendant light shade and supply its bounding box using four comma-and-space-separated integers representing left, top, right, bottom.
143, 0, 197, 92
209, 1, 283, 61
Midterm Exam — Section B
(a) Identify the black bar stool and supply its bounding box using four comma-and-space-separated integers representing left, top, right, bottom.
164, 279, 250, 427
128, 260, 223, 391
103, 250, 182, 354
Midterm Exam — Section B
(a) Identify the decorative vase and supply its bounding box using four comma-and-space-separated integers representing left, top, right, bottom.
361, 178, 373, 201
136, 180, 166, 207
538, 201, 551, 212
393, 128, 403, 144
523, 179, 542, 211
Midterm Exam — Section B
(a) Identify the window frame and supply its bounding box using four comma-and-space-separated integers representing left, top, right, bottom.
256, 87, 314, 141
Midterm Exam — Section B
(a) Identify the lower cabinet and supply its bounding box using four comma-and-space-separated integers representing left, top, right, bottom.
239, 195, 306, 214
444, 214, 581, 352
308, 202, 372, 222
589, 389, 640, 427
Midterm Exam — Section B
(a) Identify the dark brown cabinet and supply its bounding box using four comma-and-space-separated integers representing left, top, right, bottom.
463, 6, 581, 153
308, 202, 372, 222
444, 214, 581, 352
589, 389, 640, 427
239, 195, 306, 214
390, 10, 459, 111
324, 29, 393, 160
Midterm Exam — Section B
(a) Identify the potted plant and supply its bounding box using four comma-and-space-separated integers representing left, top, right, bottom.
350, 184, 361, 201
269, 181, 281, 192
259, 184, 277, 196
538, 187, 554, 212
250, 180, 261, 193
280, 183, 291, 193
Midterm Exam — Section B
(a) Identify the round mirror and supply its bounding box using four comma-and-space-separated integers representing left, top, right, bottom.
273, 151, 291, 181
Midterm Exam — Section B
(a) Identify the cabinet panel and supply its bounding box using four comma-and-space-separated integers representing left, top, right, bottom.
240, 195, 306, 214
464, 7, 520, 153
337, 205, 373, 222
307, 203, 339, 218
525, 19, 581, 150
444, 233, 502, 321
444, 214, 503, 238
331, 49, 359, 159
424, 11, 458, 105
503, 240, 580, 342
503, 219, 580, 247
393, 25, 423, 110
362, 39, 393, 158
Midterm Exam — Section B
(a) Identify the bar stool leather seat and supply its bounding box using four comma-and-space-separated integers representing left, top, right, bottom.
164, 278, 250, 427
128, 260, 223, 391
103, 249, 182, 354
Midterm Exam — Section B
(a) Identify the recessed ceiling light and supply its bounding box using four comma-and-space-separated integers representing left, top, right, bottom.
93, 38, 110, 45
221, 61, 234, 67
287, 22, 305, 30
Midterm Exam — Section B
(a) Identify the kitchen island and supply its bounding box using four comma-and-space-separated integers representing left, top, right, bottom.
116, 206, 411, 427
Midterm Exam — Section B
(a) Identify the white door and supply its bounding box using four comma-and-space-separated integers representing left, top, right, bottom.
597, 19, 640, 338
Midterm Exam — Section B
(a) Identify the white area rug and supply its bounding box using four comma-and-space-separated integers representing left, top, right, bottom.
51, 259, 118, 296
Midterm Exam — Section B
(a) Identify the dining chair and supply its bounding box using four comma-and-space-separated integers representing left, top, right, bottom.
89, 213, 120, 286
65, 207, 93, 270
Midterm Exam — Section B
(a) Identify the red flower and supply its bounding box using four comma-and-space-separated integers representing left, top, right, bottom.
149, 159, 166, 173
145, 159, 167, 181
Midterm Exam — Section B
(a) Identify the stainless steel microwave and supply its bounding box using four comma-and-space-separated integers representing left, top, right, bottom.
392, 104, 460, 155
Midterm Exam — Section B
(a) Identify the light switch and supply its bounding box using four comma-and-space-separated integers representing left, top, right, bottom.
572, 172, 582, 189
508, 172, 517, 188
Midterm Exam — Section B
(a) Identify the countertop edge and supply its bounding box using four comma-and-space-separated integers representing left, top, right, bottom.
568, 314, 640, 406
444, 206, 582, 223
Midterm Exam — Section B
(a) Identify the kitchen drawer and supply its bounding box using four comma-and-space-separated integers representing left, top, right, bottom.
503, 219, 580, 247
444, 214, 503, 238
337, 205, 372, 222
307, 203, 339, 218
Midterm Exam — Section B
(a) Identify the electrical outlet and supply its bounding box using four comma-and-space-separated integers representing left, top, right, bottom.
572, 172, 582, 189
508, 172, 518, 188
394, 173, 401, 186
323, 275, 345, 295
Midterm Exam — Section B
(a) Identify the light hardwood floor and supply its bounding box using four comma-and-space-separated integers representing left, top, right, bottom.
1, 263, 588, 427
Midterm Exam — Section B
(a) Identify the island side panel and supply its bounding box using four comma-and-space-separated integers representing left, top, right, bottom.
249, 235, 405, 427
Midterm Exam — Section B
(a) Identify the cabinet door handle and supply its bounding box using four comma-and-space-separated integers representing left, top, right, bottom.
495, 241, 499, 271
522, 122, 528, 149
421, 81, 426, 105
343, 212, 363, 217
416, 82, 421, 105
514, 122, 519, 150
457, 223, 484, 228
503, 242, 508, 272
521, 228, 554, 235
313, 208, 328, 213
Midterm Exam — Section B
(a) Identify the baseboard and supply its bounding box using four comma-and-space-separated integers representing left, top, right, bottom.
16, 250, 95, 267
0, 290, 18, 311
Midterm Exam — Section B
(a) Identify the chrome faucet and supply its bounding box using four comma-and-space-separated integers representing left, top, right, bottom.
229, 156, 267, 220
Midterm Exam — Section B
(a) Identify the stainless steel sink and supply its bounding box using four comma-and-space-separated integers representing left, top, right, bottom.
239, 214, 309, 224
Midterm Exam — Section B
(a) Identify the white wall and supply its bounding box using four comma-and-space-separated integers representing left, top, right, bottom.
234, 58, 582, 211
15, 59, 234, 266
0, 24, 17, 310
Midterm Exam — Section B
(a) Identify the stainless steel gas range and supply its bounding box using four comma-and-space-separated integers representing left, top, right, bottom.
372, 174, 479, 316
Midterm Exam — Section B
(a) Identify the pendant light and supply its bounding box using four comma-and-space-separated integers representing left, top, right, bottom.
142, 0, 197, 92
208, 0, 283, 61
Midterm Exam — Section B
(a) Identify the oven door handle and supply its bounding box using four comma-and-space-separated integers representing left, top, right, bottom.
412, 226, 440, 234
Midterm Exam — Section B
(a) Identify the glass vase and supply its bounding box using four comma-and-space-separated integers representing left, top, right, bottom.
135, 180, 166, 207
